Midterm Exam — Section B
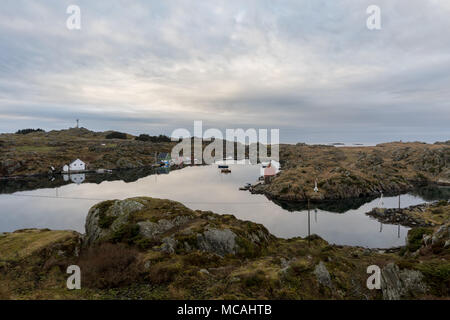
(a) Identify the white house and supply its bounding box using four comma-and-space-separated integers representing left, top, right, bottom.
62, 159, 86, 172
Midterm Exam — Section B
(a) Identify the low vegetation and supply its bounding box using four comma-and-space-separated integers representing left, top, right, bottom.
135, 134, 172, 143
253, 142, 450, 201
0, 197, 448, 300
105, 131, 128, 139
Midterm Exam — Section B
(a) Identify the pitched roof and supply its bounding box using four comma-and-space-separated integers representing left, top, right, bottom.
70, 159, 85, 165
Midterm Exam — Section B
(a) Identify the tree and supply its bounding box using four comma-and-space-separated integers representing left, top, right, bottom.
105, 131, 127, 139
15, 128, 45, 135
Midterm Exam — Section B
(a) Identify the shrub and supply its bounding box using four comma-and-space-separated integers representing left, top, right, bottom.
135, 134, 171, 143
77, 243, 142, 289
243, 272, 266, 288
15, 128, 44, 135
148, 261, 183, 284
182, 252, 220, 267
105, 131, 127, 139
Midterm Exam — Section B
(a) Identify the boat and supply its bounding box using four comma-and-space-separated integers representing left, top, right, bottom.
221, 169, 231, 174
239, 183, 252, 191
218, 165, 229, 169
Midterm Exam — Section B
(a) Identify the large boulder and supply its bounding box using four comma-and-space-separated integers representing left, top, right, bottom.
83, 197, 273, 257
85, 198, 145, 245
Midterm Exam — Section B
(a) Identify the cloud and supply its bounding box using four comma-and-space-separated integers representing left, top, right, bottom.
0, 0, 449, 143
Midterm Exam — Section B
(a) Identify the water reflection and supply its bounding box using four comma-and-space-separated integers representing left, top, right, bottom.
0, 165, 448, 248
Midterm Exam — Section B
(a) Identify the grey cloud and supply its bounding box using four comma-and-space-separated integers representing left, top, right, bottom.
0, 0, 449, 143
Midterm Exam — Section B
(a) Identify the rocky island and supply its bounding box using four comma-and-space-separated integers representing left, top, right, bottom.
252, 142, 450, 202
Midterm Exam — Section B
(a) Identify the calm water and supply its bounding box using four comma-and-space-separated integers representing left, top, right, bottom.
0, 164, 448, 248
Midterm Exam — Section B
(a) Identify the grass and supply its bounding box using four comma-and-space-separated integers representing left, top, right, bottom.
415, 261, 450, 296
15, 146, 56, 153
404, 202, 450, 225
0, 229, 78, 262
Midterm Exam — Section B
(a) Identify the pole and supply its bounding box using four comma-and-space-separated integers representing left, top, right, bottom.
307, 198, 311, 243
398, 194, 401, 238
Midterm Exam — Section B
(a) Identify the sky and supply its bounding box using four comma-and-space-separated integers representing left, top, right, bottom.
0, 0, 449, 144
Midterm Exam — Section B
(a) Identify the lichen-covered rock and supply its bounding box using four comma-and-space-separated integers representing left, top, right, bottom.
83, 197, 273, 257
313, 261, 332, 288
432, 223, 450, 245
197, 228, 237, 256
381, 263, 427, 300
160, 236, 177, 254
84, 198, 145, 245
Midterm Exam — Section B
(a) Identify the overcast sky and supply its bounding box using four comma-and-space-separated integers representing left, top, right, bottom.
0, 0, 449, 143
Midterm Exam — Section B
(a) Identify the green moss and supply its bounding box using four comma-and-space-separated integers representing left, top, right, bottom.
174, 233, 198, 253
243, 272, 266, 288
288, 259, 313, 275
415, 261, 450, 296
406, 227, 432, 252
110, 223, 140, 245
235, 237, 262, 258
134, 237, 157, 250
94, 200, 115, 215
98, 214, 117, 229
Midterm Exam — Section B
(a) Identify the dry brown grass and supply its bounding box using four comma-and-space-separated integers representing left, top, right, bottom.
0, 284, 11, 300
77, 243, 143, 289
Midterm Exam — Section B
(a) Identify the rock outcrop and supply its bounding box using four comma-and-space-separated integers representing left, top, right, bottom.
84, 197, 273, 257
197, 228, 237, 256
381, 263, 427, 300
313, 261, 333, 288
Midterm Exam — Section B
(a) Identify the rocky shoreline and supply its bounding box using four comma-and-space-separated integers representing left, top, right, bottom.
366, 200, 449, 228
367, 204, 434, 228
